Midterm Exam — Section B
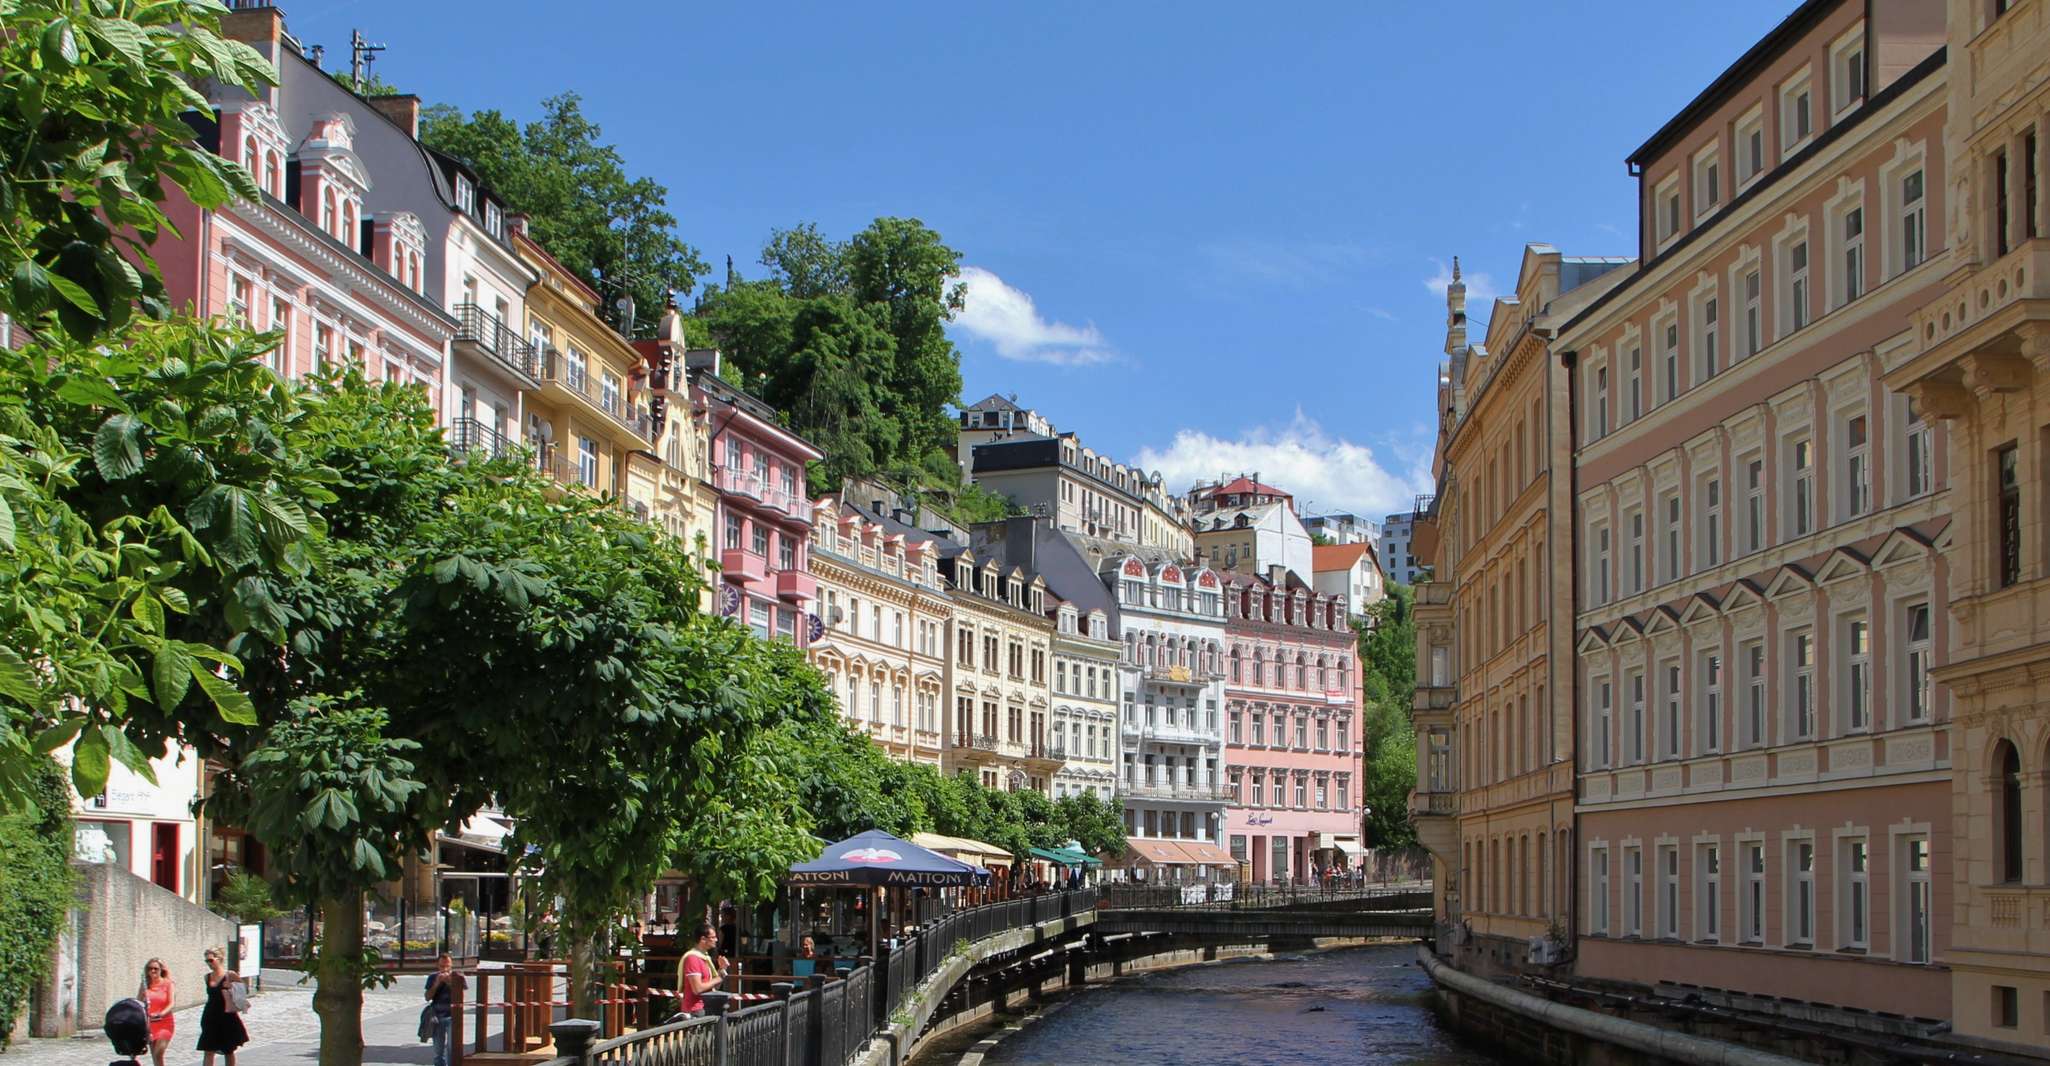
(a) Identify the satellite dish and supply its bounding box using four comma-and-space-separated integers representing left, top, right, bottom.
535, 419, 555, 442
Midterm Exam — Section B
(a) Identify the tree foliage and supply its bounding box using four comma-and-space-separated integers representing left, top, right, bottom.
0, 758, 73, 1050
421, 93, 707, 336
1356, 585, 1418, 849
698, 219, 966, 494
0, 0, 272, 342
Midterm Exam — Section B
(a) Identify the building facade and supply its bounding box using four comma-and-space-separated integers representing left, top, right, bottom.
632, 314, 719, 557
1306, 512, 1383, 546
1884, 0, 2050, 1047
965, 421, 1193, 557
1567, 1, 1952, 1018
936, 540, 1061, 793
1415, 248, 1624, 966
1105, 552, 1234, 873
1222, 570, 1363, 884
1311, 541, 1387, 619
512, 225, 653, 498
806, 498, 951, 767
1380, 512, 1423, 586
697, 370, 822, 643
955, 393, 1055, 474
1188, 476, 1314, 581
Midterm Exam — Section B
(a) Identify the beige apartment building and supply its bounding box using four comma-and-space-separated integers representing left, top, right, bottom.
1884, 0, 2050, 1049
806, 498, 952, 767
1566, 0, 1954, 1022
1411, 249, 1625, 968
936, 537, 1062, 794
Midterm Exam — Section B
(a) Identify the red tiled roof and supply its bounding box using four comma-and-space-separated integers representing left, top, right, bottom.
1312, 543, 1371, 572
1202, 476, 1289, 499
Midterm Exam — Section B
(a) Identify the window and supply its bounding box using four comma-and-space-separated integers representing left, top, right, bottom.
778, 535, 795, 571
314, 323, 333, 367
601, 371, 622, 417
1841, 838, 1869, 949
1845, 617, 1871, 732
1743, 269, 1762, 358
1594, 523, 1611, 605
1700, 295, 1720, 379
1627, 347, 1643, 421
1996, 148, 2012, 258
1593, 678, 1613, 769
1661, 320, 1679, 402
1693, 149, 1721, 218
1791, 438, 1814, 537
1627, 670, 1646, 764
1841, 205, 1865, 303
268, 296, 290, 370
1789, 239, 1810, 331
1625, 847, 1643, 936
1702, 477, 1722, 568
1699, 844, 1722, 943
1845, 414, 1870, 517
577, 436, 600, 488
724, 513, 741, 552
1738, 108, 1766, 184
1905, 397, 1933, 499
1831, 30, 1865, 115
1743, 641, 1766, 748
1662, 663, 1681, 760
228, 275, 251, 323
750, 521, 768, 557
1592, 365, 1610, 439
1657, 845, 1680, 939
455, 175, 475, 215
1627, 509, 1645, 594
1902, 835, 1932, 964
1999, 443, 2021, 588
2000, 742, 2023, 881
1662, 493, 1681, 582
1701, 652, 1722, 752
2029, 132, 2040, 241
1792, 840, 1816, 945
1994, 986, 2019, 1030
1592, 847, 1611, 935
1742, 843, 1766, 944
1792, 631, 1816, 739
1901, 168, 1927, 271
1656, 175, 1682, 245
1745, 458, 1765, 553
1905, 602, 1932, 724
1782, 76, 1813, 154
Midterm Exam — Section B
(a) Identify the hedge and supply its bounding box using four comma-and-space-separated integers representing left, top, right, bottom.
0, 760, 76, 1049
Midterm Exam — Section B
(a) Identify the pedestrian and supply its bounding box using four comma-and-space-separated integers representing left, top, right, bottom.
716, 903, 740, 969
195, 947, 247, 1066
423, 953, 465, 1066
798, 935, 817, 960
136, 959, 174, 1066
676, 922, 725, 1017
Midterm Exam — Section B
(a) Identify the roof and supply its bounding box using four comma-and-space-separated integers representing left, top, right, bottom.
1312, 542, 1372, 572
1121, 837, 1237, 866
1200, 476, 1289, 499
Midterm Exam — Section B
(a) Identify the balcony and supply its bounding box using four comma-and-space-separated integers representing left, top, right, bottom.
536, 346, 654, 447
448, 417, 519, 461
1409, 790, 1457, 818
711, 466, 808, 520
1124, 781, 1233, 804
453, 302, 539, 383
1120, 720, 1220, 748
1141, 662, 1206, 686
719, 547, 769, 585
712, 465, 764, 502
775, 568, 816, 603
539, 446, 607, 494
1412, 685, 1456, 716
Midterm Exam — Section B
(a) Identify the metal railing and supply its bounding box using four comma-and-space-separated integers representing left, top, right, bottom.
538, 888, 1098, 1066
453, 302, 540, 380
1100, 880, 1428, 913
448, 417, 519, 461
539, 346, 654, 442
1123, 781, 1234, 802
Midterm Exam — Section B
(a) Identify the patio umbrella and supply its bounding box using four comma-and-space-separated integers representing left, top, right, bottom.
788, 830, 981, 958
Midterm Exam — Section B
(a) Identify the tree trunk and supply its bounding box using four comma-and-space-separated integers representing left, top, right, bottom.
314, 891, 366, 1066
567, 928, 599, 1020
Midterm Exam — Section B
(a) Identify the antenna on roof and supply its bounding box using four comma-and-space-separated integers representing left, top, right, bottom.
349, 29, 386, 93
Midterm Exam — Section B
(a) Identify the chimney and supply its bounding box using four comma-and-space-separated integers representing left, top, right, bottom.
508, 212, 531, 238
1268, 563, 1287, 588
219, 6, 284, 51
367, 94, 421, 139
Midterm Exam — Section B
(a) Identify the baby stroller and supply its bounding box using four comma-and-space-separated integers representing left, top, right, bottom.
105, 997, 150, 1065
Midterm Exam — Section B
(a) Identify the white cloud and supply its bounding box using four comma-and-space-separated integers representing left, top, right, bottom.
1365, 306, 1397, 322
951, 266, 1112, 366
1424, 258, 1502, 309
1134, 411, 1432, 521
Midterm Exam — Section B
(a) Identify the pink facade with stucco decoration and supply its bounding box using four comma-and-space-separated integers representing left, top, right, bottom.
1221, 571, 1361, 884
154, 99, 450, 405
695, 376, 823, 644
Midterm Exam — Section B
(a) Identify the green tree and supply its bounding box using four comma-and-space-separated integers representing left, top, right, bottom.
0, 758, 73, 1049
1355, 586, 1418, 849
421, 94, 707, 335
1055, 792, 1126, 857
0, 0, 272, 342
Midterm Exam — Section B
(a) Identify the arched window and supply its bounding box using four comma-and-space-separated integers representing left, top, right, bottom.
263, 150, 280, 197
1998, 741, 2024, 882
320, 188, 336, 232
341, 200, 357, 246
242, 135, 257, 172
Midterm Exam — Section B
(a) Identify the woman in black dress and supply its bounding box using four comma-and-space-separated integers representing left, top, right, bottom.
196, 947, 248, 1066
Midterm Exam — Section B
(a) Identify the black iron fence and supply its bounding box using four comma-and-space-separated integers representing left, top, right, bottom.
454, 301, 540, 380
1099, 880, 1429, 913
542, 888, 1097, 1066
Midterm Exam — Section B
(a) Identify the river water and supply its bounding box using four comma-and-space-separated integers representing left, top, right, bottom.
972, 945, 1502, 1066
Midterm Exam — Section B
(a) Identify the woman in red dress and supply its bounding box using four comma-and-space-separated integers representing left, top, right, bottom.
138, 958, 174, 1066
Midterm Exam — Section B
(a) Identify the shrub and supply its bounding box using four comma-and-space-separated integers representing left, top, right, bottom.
0, 761, 76, 1049
210, 871, 284, 925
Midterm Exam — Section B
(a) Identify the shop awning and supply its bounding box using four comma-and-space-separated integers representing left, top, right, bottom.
1122, 837, 1236, 867
1316, 833, 1365, 858
911, 832, 1015, 867
1175, 840, 1237, 866
1029, 846, 1101, 868
788, 829, 979, 888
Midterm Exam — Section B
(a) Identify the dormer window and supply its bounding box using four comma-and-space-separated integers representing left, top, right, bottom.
1654, 174, 1682, 247
485, 201, 504, 239
455, 175, 475, 215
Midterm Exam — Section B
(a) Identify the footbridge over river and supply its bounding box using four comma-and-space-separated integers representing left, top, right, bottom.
527, 883, 1433, 1066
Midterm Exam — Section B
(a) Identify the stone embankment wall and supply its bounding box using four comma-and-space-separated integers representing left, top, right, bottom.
35, 863, 237, 1037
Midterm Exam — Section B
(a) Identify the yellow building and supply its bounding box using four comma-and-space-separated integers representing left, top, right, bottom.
1885, 0, 2050, 1048
634, 308, 719, 560
512, 227, 653, 504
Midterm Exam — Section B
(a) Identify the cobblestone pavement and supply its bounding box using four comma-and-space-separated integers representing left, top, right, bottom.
1, 981, 472, 1066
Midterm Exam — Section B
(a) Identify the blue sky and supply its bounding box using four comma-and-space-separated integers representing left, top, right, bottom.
293, 0, 1798, 519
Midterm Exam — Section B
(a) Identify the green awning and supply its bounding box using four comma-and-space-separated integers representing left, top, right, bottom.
1029, 846, 1101, 868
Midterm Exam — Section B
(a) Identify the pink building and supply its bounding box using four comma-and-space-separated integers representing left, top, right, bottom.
1222, 568, 1362, 883
691, 361, 822, 643
155, 96, 452, 402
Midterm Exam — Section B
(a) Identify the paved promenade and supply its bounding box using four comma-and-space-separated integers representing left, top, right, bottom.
1, 979, 490, 1066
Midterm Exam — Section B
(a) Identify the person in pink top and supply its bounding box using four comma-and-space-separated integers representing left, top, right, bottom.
675, 922, 726, 1016
137, 959, 174, 1066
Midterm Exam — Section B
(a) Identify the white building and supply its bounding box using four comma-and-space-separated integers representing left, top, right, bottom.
1305, 512, 1382, 546
1310, 541, 1384, 619
1378, 511, 1422, 586
63, 748, 207, 905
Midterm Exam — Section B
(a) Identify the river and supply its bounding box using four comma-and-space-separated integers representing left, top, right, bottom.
962, 945, 1501, 1066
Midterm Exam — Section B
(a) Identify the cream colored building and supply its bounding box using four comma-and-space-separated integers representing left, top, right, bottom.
512, 228, 653, 501
806, 498, 951, 767
937, 539, 1062, 794
1884, 0, 2050, 1048
632, 313, 718, 560
1050, 600, 1121, 801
